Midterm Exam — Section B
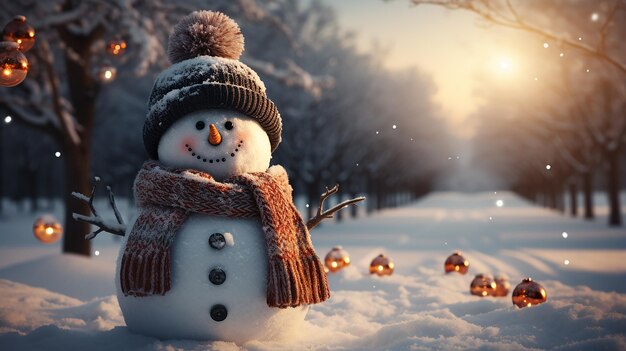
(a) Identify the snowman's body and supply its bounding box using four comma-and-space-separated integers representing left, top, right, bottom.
117, 109, 310, 342
116, 214, 307, 342
115, 11, 328, 342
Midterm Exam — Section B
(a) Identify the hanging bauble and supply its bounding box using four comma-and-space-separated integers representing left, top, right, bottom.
106, 37, 127, 56
470, 273, 496, 297
369, 254, 394, 276
512, 277, 547, 308
494, 275, 511, 297
2, 15, 35, 52
97, 64, 117, 83
324, 246, 350, 273
444, 251, 469, 274
0, 41, 28, 87
33, 214, 63, 244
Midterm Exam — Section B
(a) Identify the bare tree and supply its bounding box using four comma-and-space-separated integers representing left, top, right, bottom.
0, 0, 333, 256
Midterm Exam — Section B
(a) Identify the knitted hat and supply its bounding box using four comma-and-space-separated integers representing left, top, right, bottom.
143, 11, 282, 160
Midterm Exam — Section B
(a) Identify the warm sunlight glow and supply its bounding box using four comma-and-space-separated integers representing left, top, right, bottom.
499, 59, 512, 72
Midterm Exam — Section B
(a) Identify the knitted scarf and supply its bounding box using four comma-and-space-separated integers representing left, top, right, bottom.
120, 161, 330, 308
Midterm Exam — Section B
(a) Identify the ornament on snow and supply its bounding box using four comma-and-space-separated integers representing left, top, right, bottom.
97, 64, 116, 83
0, 41, 28, 87
494, 275, 511, 297
2, 16, 35, 52
444, 251, 469, 274
33, 215, 63, 244
470, 273, 496, 297
512, 277, 547, 308
324, 246, 350, 273
369, 254, 394, 276
107, 37, 127, 56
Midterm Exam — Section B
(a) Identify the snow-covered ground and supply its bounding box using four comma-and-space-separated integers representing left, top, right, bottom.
0, 191, 625, 350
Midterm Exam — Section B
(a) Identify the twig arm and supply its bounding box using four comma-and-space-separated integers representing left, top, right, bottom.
306, 185, 366, 230
72, 177, 127, 239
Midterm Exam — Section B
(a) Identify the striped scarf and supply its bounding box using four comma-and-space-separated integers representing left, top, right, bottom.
120, 161, 330, 308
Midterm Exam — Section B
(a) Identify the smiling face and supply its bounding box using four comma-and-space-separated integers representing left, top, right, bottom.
157, 109, 271, 180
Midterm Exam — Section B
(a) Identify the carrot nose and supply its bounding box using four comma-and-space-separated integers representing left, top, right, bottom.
208, 124, 222, 145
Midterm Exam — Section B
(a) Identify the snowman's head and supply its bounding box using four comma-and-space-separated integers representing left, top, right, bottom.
157, 109, 271, 180
143, 11, 282, 174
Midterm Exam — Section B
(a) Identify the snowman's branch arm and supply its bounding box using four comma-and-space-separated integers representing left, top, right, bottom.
72, 177, 127, 239
307, 185, 365, 230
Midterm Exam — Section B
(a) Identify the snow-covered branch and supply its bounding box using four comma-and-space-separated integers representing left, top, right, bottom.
246, 58, 334, 98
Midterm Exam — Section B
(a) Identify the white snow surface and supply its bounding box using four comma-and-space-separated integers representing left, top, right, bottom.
1, 191, 626, 350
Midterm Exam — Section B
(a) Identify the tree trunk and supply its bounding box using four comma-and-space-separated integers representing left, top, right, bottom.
583, 171, 594, 219
62, 144, 92, 256
569, 182, 578, 217
59, 26, 100, 256
607, 149, 622, 226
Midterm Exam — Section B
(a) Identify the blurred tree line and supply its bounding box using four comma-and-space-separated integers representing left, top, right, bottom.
409, 0, 626, 226
0, 0, 451, 255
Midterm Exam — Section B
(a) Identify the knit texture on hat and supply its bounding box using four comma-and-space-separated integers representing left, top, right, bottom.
143, 11, 282, 159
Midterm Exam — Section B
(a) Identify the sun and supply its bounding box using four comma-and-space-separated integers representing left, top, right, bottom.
497, 58, 513, 73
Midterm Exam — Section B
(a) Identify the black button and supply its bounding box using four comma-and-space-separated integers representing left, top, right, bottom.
209, 233, 226, 250
209, 267, 226, 285
210, 304, 228, 321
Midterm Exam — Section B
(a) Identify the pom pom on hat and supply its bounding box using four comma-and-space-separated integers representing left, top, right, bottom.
168, 10, 244, 63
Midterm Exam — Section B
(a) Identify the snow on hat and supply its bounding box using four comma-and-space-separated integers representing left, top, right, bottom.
143, 11, 282, 159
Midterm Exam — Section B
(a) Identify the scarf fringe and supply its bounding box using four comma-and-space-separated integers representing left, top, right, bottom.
267, 254, 330, 308
120, 249, 171, 297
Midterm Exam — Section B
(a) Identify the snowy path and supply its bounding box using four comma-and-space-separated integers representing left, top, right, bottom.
1, 191, 625, 350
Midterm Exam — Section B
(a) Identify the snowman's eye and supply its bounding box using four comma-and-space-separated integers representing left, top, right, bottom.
195, 121, 205, 130
224, 121, 233, 130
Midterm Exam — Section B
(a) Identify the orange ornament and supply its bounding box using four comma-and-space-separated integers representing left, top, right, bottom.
369, 254, 394, 276
0, 41, 28, 87
2, 15, 35, 52
444, 251, 469, 274
33, 215, 63, 244
512, 278, 547, 308
470, 274, 496, 297
324, 246, 350, 273
494, 275, 511, 297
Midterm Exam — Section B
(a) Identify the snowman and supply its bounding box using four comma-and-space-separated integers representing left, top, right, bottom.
72, 10, 364, 343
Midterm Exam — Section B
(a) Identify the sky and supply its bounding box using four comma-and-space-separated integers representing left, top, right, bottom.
320, 0, 535, 138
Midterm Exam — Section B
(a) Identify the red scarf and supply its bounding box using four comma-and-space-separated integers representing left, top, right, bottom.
120, 161, 330, 308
